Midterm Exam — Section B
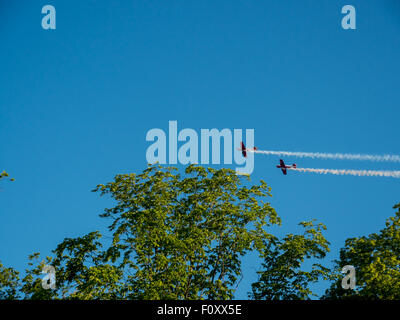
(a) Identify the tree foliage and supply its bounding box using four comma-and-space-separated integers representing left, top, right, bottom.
250, 220, 332, 300
91, 164, 279, 299
1, 165, 285, 299
0, 261, 20, 300
323, 203, 400, 300
5, 164, 399, 300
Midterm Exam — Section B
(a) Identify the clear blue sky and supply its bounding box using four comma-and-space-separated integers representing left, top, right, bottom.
1, 0, 399, 299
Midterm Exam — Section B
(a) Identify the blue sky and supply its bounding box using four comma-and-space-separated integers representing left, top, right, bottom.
1, 0, 399, 299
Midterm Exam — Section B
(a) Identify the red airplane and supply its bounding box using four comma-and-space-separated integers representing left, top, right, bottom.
276, 159, 297, 175
239, 142, 257, 158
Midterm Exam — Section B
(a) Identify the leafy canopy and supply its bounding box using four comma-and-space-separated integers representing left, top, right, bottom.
2, 165, 282, 299
250, 220, 332, 300
323, 203, 400, 300
0, 164, 334, 300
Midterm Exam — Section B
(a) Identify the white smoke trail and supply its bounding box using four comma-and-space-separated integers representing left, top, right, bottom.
249, 150, 400, 162
289, 167, 400, 179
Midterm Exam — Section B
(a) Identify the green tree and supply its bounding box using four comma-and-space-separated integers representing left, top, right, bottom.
8, 164, 281, 299
19, 238, 124, 300
0, 164, 333, 300
90, 164, 279, 299
250, 220, 331, 300
0, 261, 21, 300
323, 203, 400, 300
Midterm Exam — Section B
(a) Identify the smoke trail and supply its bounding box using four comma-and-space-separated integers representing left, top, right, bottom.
249, 150, 400, 162
289, 167, 400, 179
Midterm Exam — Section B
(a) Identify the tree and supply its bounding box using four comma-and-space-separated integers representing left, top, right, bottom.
90, 164, 279, 299
0, 164, 333, 300
0, 261, 21, 300
19, 237, 124, 300
6, 164, 281, 299
323, 203, 400, 300
250, 220, 331, 300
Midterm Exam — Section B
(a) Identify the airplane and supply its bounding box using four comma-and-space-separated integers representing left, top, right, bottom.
276, 159, 297, 175
239, 142, 257, 158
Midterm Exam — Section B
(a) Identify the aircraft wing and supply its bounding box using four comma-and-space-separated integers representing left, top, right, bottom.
281, 168, 287, 175
280, 159, 285, 167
